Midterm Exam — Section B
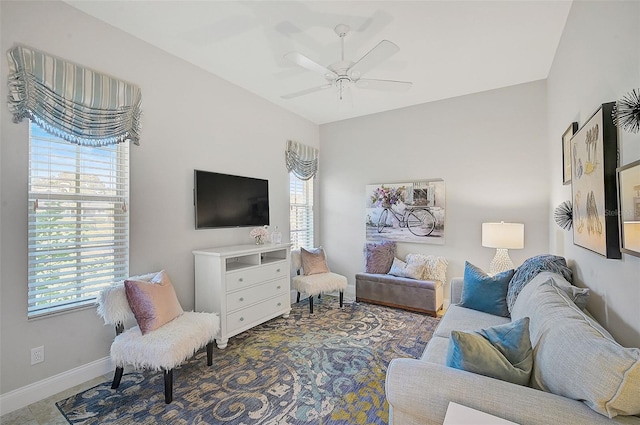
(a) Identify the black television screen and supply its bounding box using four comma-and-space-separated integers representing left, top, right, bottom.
194, 170, 269, 229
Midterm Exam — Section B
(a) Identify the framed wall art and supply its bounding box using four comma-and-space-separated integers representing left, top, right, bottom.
365, 179, 445, 245
571, 102, 621, 259
562, 122, 578, 185
617, 159, 640, 257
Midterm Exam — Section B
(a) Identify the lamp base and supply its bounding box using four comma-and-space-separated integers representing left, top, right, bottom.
489, 249, 514, 275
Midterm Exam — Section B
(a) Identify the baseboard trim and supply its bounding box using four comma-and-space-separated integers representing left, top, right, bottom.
0, 357, 113, 415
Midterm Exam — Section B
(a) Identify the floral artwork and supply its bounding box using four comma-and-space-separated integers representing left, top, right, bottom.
571, 103, 621, 258
370, 185, 408, 208
365, 180, 445, 245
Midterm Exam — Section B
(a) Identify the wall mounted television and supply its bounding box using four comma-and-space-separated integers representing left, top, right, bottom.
194, 170, 269, 229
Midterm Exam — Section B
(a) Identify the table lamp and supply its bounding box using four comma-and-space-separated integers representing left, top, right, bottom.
482, 222, 525, 274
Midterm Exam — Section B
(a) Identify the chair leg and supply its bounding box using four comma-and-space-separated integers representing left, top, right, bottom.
111, 367, 124, 389
296, 292, 300, 303
340, 291, 344, 308
164, 369, 173, 404
309, 295, 314, 314
207, 342, 214, 366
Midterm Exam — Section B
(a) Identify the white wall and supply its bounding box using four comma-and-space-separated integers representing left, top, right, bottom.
319, 80, 550, 301
546, 1, 640, 348
0, 0, 318, 397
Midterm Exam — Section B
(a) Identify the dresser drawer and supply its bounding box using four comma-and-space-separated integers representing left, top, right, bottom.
226, 278, 288, 312
227, 293, 290, 334
226, 262, 287, 291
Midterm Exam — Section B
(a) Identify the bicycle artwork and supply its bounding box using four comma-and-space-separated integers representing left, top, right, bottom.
365, 180, 445, 244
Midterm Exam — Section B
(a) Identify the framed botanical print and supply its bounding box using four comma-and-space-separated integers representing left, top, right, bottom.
571, 102, 621, 258
562, 122, 578, 185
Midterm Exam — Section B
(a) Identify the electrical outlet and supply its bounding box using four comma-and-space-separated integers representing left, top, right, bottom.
31, 346, 44, 365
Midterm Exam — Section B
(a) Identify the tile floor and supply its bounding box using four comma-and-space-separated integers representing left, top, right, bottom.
0, 373, 112, 425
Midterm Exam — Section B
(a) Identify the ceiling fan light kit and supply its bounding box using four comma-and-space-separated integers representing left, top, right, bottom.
282, 24, 412, 101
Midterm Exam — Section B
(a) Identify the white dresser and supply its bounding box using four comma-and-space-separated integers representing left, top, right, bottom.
193, 244, 291, 349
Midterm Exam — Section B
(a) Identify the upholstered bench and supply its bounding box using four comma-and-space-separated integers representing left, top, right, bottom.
355, 272, 443, 316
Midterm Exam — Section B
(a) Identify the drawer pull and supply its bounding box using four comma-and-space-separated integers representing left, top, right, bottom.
277, 302, 282, 306
276, 268, 281, 273
239, 297, 244, 302
239, 317, 244, 322
238, 278, 243, 282
277, 285, 281, 289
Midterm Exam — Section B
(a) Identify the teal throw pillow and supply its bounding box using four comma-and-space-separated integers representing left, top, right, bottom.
459, 262, 514, 317
446, 317, 533, 386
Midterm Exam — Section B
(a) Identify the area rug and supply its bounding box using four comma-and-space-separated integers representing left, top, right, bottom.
57, 297, 439, 424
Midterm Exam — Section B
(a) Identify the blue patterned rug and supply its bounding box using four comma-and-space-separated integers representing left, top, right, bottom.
56, 297, 439, 424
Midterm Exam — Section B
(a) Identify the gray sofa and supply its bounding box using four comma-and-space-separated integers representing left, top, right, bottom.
386, 271, 640, 425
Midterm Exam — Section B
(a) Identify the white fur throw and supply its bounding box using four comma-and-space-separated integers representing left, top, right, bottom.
291, 249, 302, 272
111, 311, 220, 371
96, 272, 157, 325
293, 272, 347, 296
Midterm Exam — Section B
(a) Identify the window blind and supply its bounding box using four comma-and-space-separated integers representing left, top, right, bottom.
28, 122, 129, 318
289, 173, 314, 250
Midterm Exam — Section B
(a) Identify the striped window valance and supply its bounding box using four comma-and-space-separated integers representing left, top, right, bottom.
285, 140, 318, 180
6, 45, 142, 146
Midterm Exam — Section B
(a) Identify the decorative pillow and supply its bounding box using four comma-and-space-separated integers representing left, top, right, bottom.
459, 262, 514, 317
406, 253, 448, 283
124, 270, 184, 335
387, 256, 424, 280
387, 257, 407, 277
364, 240, 396, 274
506, 254, 573, 313
446, 317, 533, 386
300, 247, 330, 275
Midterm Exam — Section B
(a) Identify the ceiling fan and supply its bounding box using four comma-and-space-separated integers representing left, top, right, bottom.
281, 24, 412, 100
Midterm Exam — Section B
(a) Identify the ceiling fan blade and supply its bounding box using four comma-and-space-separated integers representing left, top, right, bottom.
348, 40, 400, 77
281, 84, 333, 100
284, 52, 337, 78
355, 78, 412, 91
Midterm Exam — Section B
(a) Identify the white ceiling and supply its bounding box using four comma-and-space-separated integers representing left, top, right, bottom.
64, 1, 572, 125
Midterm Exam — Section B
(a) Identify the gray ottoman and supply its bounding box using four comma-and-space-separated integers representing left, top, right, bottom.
355, 272, 443, 316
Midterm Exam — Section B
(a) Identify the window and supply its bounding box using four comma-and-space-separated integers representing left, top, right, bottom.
28, 122, 129, 318
289, 173, 314, 250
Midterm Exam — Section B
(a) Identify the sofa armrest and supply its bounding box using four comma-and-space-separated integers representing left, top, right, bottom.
386, 359, 633, 425
450, 277, 463, 304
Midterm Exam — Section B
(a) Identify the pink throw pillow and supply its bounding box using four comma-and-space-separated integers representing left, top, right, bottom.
364, 240, 396, 274
300, 247, 331, 275
124, 270, 183, 334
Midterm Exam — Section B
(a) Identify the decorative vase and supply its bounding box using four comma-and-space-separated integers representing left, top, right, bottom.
255, 236, 264, 245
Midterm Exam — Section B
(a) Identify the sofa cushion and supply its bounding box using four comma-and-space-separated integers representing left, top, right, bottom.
459, 262, 514, 317
446, 317, 533, 386
511, 275, 640, 418
364, 240, 396, 274
421, 335, 449, 364
434, 304, 510, 339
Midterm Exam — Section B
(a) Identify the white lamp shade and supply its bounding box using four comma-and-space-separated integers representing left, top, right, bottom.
482, 222, 525, 249
623, 221, 640, 252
